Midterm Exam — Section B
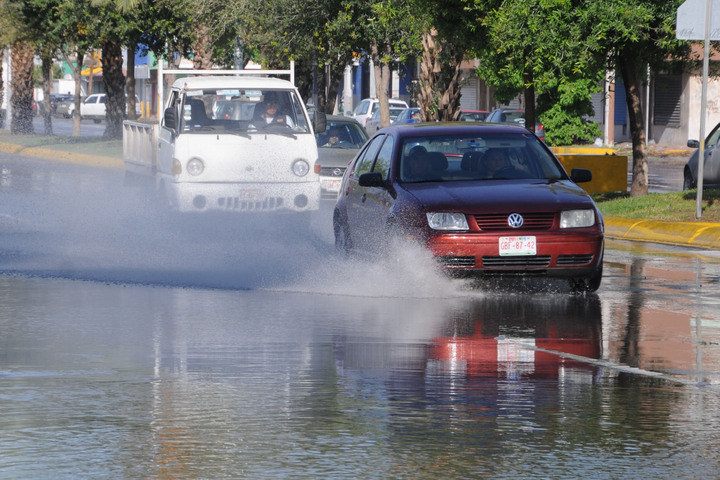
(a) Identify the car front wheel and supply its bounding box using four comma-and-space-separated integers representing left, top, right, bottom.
683, 169, 696, 190
569, 264, 603, 293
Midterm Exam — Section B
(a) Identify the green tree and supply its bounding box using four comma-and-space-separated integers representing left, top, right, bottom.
586, 0, 691, 196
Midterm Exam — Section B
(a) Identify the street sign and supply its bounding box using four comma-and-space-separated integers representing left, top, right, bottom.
677, 0, 720, 40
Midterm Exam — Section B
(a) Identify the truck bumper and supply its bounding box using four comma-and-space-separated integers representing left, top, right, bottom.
164, 181, 321, 213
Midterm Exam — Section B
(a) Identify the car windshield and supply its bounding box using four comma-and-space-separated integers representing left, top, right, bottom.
399, 133, 566, 183
180, 89, 310, 134
317, 120, 368, 148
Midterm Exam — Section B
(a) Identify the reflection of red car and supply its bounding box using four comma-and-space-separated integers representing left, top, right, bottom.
333, 123, 604, 292
429, 296, 602, 379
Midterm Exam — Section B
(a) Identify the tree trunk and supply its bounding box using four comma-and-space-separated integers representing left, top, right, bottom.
126, 45, 138, 121
0, 48, 4, 128
523, 62, 536, 133
41, 52, 54, 135
10, 40, 35, 135
192, 23, 214, 70
370, 41, 392, 129
62, 49, 85, 137
418, 30, 464, 122
618, 49, 648, 197
101, 40, 126, 140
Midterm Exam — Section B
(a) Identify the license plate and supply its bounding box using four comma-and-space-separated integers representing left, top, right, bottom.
499, 236, 536, 256
321, 179, 341, 193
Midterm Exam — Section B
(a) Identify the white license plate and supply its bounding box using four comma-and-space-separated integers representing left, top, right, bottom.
499, 236, 536, 256
321, 179, 341, 193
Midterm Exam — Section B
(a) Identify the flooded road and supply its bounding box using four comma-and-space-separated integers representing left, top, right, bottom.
1, 154, 719, 478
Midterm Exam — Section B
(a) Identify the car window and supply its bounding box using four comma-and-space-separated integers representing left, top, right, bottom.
398, 133, 564, 183
352, 135, 385, 179
706, 124, 720, 149
99, 96, 106, 104
373, 136, 395, 180
353, 100, 370, 115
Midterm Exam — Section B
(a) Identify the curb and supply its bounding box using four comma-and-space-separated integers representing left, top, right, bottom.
604, 216, 720, 250
0, 142, 123, 170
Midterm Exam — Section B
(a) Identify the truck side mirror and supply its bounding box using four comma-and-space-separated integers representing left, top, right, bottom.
313, 110, 326, 134
164, 107, 178, 131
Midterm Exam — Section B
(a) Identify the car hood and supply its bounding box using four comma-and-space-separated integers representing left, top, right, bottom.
402, 179, 596, 214
317, 147, 359, 168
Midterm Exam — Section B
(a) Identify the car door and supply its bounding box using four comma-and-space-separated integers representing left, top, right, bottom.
345, 135, 385, 250
359, 134, 396, 247
703, 123, 720, 183
81, 95, 97, 117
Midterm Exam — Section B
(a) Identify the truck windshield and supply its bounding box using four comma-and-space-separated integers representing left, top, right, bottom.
180, 89, 310, 134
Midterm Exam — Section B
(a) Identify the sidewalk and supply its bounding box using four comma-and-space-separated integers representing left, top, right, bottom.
1, 136, 719, 250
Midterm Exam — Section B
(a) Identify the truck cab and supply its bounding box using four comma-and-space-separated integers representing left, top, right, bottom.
154, 75, 325, 213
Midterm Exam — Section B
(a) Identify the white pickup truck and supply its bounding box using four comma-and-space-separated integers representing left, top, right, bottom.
123, 69, 326, 214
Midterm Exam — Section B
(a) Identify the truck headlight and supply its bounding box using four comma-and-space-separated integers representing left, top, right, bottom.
186, 157, 205, 176
560, 209, 595, 228
426, 212, 469, 231
292, 159, 310, 177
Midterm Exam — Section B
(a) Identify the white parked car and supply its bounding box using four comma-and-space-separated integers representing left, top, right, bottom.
350, 97, 408, 132
80, 93, 141, 123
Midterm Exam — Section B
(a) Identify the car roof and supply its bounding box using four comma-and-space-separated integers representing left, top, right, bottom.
373, 122, 531, 137
170, 75, 295, 90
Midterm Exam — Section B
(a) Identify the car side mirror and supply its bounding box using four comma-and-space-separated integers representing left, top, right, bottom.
314, 110, 327, 134
358, 171, 386, 188
687, 139, 700, 149
570, 168, 592, 184
163, 107, 178, 131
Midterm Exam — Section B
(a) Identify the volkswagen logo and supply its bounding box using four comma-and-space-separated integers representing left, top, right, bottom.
507, 213, 524, 228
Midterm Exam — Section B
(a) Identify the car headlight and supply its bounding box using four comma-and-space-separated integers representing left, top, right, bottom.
292, 159, 310, 177
560, 209, 595, 228
426, 212, 469, 231
186, 157, 205, 176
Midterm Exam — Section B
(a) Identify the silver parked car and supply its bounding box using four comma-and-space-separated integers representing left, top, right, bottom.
315, 116, 368, 195
685, 122, 720, 190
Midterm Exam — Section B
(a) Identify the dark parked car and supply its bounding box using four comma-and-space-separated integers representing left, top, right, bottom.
685, 122, 720, 190
486, 108, 545, 141
315, 115, 369, 195
392, 107, 421, 125
333, 123, 604, 291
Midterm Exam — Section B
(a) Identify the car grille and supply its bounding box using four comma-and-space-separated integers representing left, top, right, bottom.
319, 166, 346, 177
482, 255, 552, 268
436, 256, 476, 268
217, 197, 284, 210
556, 254, 594, 265
474, 213, 555, 231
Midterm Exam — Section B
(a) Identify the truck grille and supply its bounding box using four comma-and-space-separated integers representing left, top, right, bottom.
474, 213, 555, 231
217, 197, 284, 210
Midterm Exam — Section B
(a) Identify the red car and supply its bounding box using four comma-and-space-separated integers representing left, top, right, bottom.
333, 123, 604, 292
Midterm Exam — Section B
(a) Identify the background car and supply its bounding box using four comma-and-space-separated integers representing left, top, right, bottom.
333, 122, 603, 292
393, 107, 421, 125
685, 121, 720, 190
350, 97, 409, 131
52, 94, 76, 118
80, 93, 142, 123
314, 115, 368, 195
459, 110, 489, 122
486, 108, 545, 141
365, 106, 407, 134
